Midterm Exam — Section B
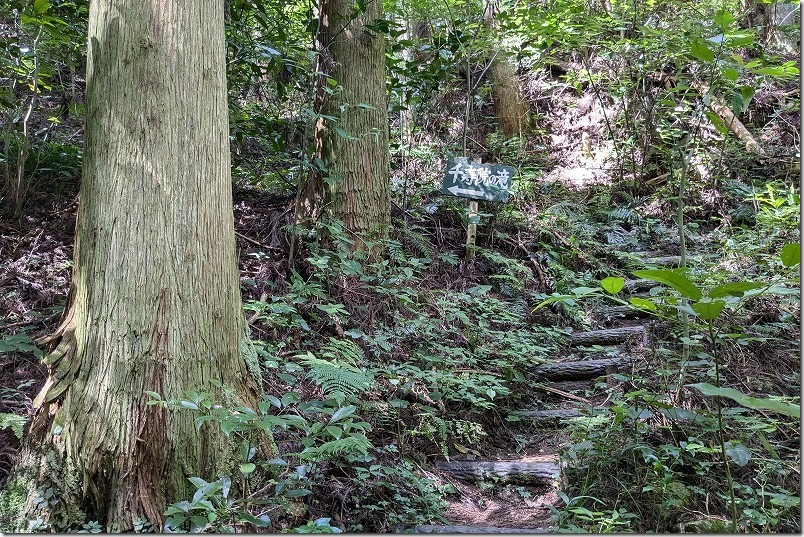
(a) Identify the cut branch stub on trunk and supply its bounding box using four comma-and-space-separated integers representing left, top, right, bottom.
570, 325, 646, 346
435, 460, 560, 486
533, 356, 630, 381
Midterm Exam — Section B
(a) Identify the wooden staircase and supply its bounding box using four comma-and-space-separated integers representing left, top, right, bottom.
415, 272, 664, 533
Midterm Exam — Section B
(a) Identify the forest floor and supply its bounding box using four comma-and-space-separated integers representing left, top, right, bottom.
1, 55, 800, 532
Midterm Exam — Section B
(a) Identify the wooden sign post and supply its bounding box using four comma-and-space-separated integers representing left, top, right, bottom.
441, 157, 516, 259
466, 200, 479, 259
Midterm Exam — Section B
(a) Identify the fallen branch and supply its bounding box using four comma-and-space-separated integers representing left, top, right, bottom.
693, 81, 761, 154
234, 231, 283, 251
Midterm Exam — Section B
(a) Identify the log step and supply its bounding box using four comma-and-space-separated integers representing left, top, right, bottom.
534, 357, 629, 381
417, 525, 555, 534
570, 325, 646, 346
511, 408, 585, 421
622, 278, 659, 294
598, 305, 650, 319
435, 460, 560, 486
637, 254, 704, 267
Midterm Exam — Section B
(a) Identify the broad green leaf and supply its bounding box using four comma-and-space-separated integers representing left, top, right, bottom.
731, 92, 745, 115
632, 269, 703, 300
769, 494, 800, 508
628, 297, 657, 311
705, 110, 729, 134
239, 462, 256, 475
220, 420, 237, 436
738, 85, 755, 107
601, 276, 625, 294
781, 242, 800, 267
237, 513, 270, 527
753, 63, 799, 79
721, 67, 739, 81
691, 300, 725, 320
725, 31, 755, 47
690, 40, 715, 62
687, 383, 800, 418
725, 442, 751, 467
329, 405, 356, 424
709, 281, 765, 298
33, 0, 50, 14
713, 9, 734, 29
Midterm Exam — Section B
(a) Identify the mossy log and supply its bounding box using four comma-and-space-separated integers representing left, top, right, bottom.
417, 525, 555, 533
435, 460, 560, 485
534, 357, 629, 380
570, 325, 646, 346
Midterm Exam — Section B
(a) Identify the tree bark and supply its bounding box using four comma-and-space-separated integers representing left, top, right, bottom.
300, 0, 391, 246
483, 1, 529, 139
6, 0, 272, 531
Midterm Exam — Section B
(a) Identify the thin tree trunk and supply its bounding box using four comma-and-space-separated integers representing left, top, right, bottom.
300, 0, 390, 246
6, 0, 272, 531
483, 1, 528, 139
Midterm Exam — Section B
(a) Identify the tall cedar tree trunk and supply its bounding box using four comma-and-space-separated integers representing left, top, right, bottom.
5, 0, 271, 531
483, 0, 528, 139
300, 0, 390, 245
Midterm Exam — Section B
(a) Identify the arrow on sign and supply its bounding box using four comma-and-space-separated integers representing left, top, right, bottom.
447, 185, 486, 197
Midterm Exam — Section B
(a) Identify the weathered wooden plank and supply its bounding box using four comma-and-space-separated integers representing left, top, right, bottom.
435, 460, 560, 485
511, 408, 584, 421
570, 325, 645, 346
533, 357, 629, 380
416, 525, 555, 534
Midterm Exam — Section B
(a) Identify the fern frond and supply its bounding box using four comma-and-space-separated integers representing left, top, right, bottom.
0, 412, 26, 440
319, 337, 365, 366
404, 224, 435, 259
385, 239, 407, 265
298, 434, 371, 461
299, 351, 373, 403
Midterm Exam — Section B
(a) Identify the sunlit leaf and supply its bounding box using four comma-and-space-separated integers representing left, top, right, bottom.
601, 276, 625, 294
33, 0, 50, 14
781, 242, 800, 267
688, 383, 800, 418
713, 9, 735, 29
628, 297, 657, 311
708, 282, 765, 298
632, 269, 702, 300
721, 67, 739, 81
690, 40, 714, 62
